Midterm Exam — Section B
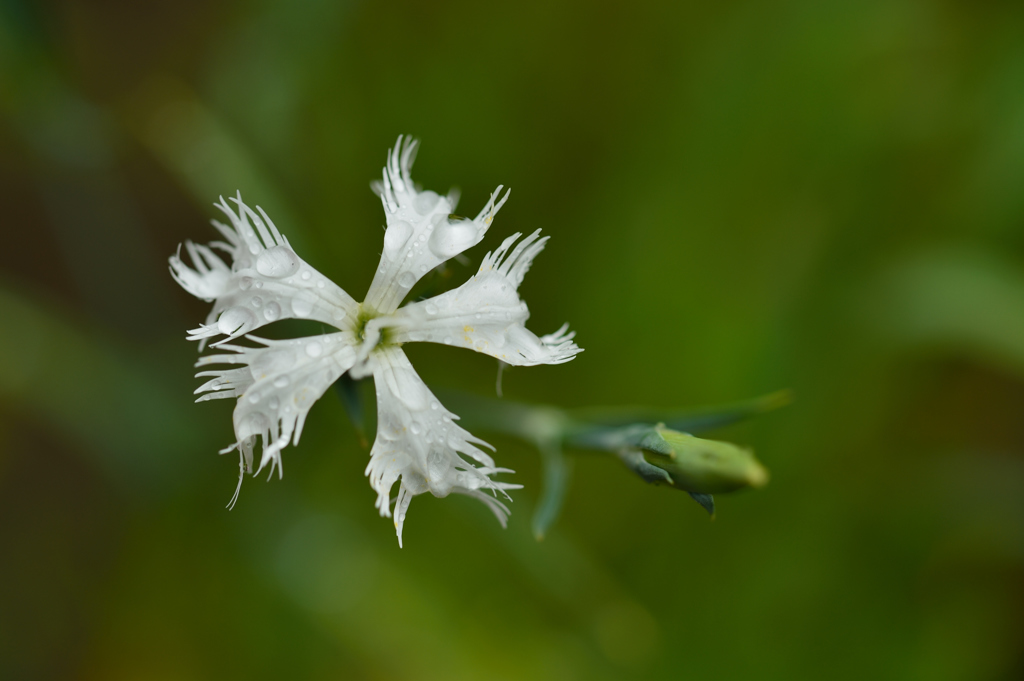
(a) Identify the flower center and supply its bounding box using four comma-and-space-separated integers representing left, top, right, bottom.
355, 305, 397, 354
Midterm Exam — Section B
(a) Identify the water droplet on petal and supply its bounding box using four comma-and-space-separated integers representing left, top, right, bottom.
248, 393, 260, 404
428, 219, 478, 259
291, 293, 315, 317
431, 402, 439, 410
306, 341, 323, 358
414, 190, 440, 215
398, 271, 416, 288
411, 423, 422, 435
268, 397, 280, 410
218, 307, 257, 336
256, 245, 300, 278
301, 270, 312, 281
274, 376, 290, 388
383, 220, 413, 256
264, 302, 281, 321
240, 412, 267, 437
443, 336, 452, 345
250, 296, 262, 308
239, 276, 254, 290
426, 451, 453, 497
425, 303, 438, 315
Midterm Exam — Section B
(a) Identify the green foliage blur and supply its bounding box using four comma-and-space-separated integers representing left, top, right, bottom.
2, 0, 1024, 678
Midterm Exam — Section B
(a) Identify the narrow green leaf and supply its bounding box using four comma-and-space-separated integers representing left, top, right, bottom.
567, 390, 792, 434
532, 441, 572, 541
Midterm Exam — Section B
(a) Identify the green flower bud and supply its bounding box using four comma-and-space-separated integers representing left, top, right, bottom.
638, 427, 769, 493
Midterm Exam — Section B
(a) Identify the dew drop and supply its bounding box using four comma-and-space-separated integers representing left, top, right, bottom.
443, 336, 453, 345
250, 296, 262, 308
256, 245, 300, 278
430, 402, 439, 410
274, 376, 290, 389
241, 412, 267, 436
252, 348, 295, 376
301, 270, 312, 281
425, 303, 438, 315
411, 423, 422, 435
383, 220, 413, 256
291, 294, 315, 317
254, 280, 263, 289
306, 341, 323, 358
217, 307, 257, 336
317, 281, 325, 289
428, 219, 478, 259
398, 271, 416, 288
268, 397, 280, 410
248, 393, 260, 404
264, 302, 281, 321
239, 276, 254, 290
414, 190, 440, 215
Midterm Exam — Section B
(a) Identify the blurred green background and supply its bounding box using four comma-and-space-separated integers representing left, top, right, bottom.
2, 0, 1024, 678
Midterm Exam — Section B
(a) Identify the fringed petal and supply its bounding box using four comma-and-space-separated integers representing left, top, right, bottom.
194, 331, 358, 505
386, 231, 582, 366
364, 347, 520, 546
170, 193, 359, 346
363, 136, 509, 314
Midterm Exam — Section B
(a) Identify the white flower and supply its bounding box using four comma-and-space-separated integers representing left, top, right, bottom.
170, 136, 581, 545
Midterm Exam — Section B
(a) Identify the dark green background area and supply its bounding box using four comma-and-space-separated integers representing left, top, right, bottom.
2, 0, 1024, 678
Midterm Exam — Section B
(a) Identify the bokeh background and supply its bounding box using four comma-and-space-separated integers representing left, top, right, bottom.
3, 0, 1024, 678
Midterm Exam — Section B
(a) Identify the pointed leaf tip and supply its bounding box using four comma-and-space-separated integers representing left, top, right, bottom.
687, 492, 715, 516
